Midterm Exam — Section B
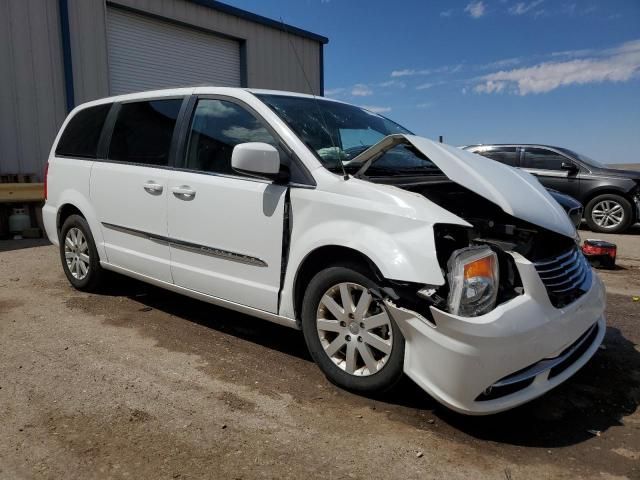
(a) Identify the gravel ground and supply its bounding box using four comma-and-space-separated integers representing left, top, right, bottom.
0, 238, 639, 480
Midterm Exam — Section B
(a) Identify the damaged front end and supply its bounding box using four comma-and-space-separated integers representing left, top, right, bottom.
349, 135, 605, 413
351, 134, 587, 320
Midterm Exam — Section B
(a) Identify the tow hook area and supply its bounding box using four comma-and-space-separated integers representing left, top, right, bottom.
368, 287, 435, 330
381, 298, 435, 329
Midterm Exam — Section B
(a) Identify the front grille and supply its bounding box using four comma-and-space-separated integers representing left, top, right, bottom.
534, 247, 592, 308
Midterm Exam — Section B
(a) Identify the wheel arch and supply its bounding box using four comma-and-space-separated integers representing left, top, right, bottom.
292, 245, 384, 323
583, 187, 632, 206
583, 188, 636, 221
57, 203, 86, 234
52, 189, 107, 261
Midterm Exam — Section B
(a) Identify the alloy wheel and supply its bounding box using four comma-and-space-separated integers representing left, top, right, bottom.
64, 227, 90, 280
591, 200, 625, 229
316, 282, 393, 376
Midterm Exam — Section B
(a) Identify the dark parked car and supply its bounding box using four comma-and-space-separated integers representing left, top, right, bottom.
463, 144, 640, 233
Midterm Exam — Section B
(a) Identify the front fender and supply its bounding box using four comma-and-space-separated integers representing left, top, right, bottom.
279, 180, 469, 319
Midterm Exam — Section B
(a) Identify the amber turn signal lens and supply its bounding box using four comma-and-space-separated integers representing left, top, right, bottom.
463, 255, 495, 279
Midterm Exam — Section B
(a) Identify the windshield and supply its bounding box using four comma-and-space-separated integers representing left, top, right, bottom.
557, 147, 607, 168
257, 94, 440, 176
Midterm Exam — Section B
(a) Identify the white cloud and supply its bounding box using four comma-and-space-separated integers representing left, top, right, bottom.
417, 102, 433, 109
416, 81, 445, 90
391, 69, 416, 78
440, 9, 453, 17
222, 126, 273, 143
464, 1, 486, 18
379, 80, 406, 88
198, 100, 236, 118
480, 57, 522, 70
324, 87, 344, 96
351, 84, 373, 96
359, 105, 391, 114
508, 0, 543, 15
474, 39, 640, 95
390, 64, 463, 78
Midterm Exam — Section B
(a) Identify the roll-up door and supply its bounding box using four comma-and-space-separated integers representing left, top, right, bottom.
106, 8, 241, 95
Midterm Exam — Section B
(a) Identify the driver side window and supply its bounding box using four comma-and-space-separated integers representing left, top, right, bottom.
184, 99, 279, 175
522, 148, 568, 171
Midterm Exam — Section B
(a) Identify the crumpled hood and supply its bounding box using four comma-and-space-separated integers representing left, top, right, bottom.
355, 134, 577, 238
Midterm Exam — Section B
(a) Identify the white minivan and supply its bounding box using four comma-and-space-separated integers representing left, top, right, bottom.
43, 87, 606, 414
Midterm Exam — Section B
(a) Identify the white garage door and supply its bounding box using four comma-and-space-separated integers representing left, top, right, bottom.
106, 8, 241, 95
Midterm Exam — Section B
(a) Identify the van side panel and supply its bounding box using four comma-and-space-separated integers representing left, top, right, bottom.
42, 157, 106, 260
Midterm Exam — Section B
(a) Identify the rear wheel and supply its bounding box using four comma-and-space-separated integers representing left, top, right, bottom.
59, 214, 105, 291
301, 265, 404, 394
585, 194, 633, 233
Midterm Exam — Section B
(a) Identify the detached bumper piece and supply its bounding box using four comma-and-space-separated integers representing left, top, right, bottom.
476, 322, 600, 402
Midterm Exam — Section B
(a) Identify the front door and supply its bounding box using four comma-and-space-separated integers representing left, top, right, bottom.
91, 98, 184, 283
521, 147, 580, 198
167, 97, 287, 313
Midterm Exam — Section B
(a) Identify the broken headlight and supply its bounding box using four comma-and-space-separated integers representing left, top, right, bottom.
447, 246, 499, 317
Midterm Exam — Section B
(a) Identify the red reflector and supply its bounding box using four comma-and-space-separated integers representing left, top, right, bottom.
582, 240, 617, 259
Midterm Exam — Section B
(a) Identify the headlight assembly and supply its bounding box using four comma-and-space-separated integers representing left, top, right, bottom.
447, 246, 499, 317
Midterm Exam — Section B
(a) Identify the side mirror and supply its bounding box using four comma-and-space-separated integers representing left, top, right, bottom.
561, 162, 578, 172
231, 142, 281, 180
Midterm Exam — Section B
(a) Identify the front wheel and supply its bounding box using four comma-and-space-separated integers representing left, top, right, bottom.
585, 194, 633, 233
301, 265, 405, 394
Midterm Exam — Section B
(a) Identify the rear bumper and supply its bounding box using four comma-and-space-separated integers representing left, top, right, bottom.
386, 252, 606, 415
42, 203, 59, 246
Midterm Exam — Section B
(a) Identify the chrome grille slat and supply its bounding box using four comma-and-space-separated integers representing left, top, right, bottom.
538, 261, 581, 281
534, 248, 575, 266
533, 247, 592, 307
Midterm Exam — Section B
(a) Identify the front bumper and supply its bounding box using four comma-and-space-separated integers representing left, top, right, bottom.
385, 251, 606, 415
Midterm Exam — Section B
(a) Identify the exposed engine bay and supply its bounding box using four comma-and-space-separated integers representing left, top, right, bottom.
366, 174, 578, 319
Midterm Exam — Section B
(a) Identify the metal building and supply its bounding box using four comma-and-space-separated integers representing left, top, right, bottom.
0, 0, 328, 178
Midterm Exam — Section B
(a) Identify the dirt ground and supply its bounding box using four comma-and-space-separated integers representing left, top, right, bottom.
1, 230, 639, 479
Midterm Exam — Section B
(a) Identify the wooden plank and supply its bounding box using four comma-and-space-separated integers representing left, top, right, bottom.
0, 183, 44, 202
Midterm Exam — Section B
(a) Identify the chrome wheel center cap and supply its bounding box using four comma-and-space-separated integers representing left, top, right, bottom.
348, 322, 360, 335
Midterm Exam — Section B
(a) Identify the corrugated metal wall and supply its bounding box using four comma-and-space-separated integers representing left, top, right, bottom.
106, 8, 242, 95
0, 0, 324, 176
0, 0, 67, 179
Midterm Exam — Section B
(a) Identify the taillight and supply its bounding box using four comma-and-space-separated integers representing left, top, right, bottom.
44, 163, 49, 201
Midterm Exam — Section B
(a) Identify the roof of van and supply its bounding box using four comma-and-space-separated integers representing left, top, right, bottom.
74, 87, 345, 110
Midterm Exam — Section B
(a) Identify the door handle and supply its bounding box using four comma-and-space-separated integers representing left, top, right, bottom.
171, 185, 196, 200
143, 181, 163, 194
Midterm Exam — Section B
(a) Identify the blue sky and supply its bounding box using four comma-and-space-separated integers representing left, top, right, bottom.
227, 0, 640, 164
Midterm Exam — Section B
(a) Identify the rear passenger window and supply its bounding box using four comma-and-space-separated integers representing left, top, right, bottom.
55, 103, 111, 158
184, 99, 279, 175
477, 147, 519, 167
108, 99, 182, 166
522, 148, 567, 170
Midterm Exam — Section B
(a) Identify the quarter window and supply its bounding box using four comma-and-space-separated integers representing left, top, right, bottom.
522, 148, 567, 171
108, 99, 183, 166
184, 99, 278, 175
476, 147, 519, 167
55, 103, 111, 158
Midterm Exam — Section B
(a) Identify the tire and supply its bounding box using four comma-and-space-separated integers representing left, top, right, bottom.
301, 265, 405, 394
585, 194, 634, 233
59, 214, 105, 291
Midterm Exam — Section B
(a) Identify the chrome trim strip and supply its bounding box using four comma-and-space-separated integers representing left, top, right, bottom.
493, 323, 598, 387
169, 237, 268, 267
101, 222, 268, 267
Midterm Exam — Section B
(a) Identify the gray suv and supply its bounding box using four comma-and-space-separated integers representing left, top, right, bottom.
464, 144, 640, 233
